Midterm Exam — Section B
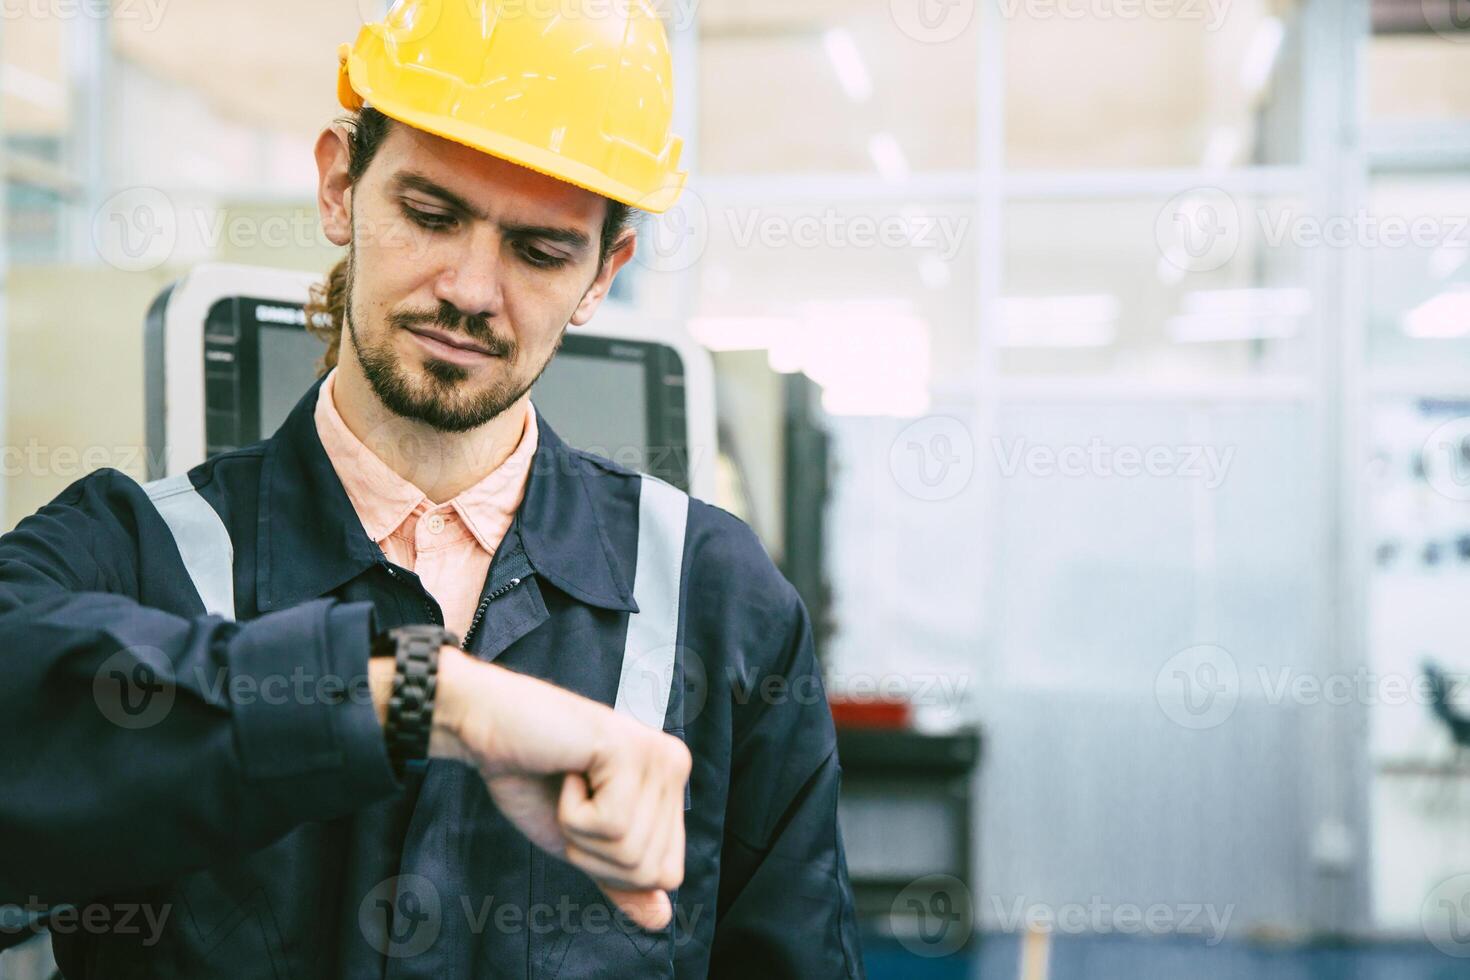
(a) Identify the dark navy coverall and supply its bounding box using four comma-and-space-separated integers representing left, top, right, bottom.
0, 374, 865, 978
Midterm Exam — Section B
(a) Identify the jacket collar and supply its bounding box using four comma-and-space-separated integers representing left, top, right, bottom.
256, 374, 637, 614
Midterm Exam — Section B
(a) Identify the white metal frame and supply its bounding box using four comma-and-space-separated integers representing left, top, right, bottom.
155, 263, 324, 476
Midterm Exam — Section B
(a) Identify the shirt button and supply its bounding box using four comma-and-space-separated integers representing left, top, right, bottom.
427, 513, 446, 534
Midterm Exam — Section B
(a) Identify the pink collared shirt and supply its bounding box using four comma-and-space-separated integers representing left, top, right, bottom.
313, 369, 539, 640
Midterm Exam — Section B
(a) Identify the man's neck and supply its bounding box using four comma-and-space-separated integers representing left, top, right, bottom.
330, 356, 527, 505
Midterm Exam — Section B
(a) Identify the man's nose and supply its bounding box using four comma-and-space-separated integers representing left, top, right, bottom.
433, 224, 504, 320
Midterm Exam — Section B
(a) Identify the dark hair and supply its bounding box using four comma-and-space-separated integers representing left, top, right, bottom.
306, 107, 640, 373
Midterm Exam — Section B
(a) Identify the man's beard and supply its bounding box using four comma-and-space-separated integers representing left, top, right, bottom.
342, 240, 563, 434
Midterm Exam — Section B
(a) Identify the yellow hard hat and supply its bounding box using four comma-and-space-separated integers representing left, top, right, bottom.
337, 0, 688, 213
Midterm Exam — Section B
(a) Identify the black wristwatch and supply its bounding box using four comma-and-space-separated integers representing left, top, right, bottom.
370, 624, 459, 777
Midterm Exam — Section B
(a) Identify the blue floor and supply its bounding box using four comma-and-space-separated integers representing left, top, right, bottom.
862, 933, 1470, 980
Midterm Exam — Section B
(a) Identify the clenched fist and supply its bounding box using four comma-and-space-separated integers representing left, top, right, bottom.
371, 647, 690, 930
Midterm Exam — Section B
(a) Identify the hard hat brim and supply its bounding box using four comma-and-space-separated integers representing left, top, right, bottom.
353, 89, 686, 216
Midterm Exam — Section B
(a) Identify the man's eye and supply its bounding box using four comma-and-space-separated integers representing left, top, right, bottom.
518, 243, 569, 269
404, 206, 456, 231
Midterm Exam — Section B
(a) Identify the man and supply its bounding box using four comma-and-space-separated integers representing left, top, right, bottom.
0, 1, 864, 976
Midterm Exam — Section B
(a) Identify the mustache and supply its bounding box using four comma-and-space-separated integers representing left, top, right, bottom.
389, 302, 515, 356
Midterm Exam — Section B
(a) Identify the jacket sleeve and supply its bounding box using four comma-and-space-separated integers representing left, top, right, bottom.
0, 469, 399, 908
708, 579, 866, 979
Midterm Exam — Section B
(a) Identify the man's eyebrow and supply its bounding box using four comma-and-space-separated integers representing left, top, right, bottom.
391, 171, 593, 251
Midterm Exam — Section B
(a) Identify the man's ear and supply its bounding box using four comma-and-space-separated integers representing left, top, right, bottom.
316, 124, 354, 247
570, 227, 638, 326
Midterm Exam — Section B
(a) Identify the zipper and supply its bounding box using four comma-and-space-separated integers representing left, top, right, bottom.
380, 555, 524, 651
461, 576, 522, 650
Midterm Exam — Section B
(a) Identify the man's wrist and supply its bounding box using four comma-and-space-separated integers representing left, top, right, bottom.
428, 646, 477, 764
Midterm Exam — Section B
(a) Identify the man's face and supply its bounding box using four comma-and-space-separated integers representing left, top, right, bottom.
316, 122, 635, 432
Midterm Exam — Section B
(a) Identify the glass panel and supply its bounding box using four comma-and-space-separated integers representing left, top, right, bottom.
1366, 10, 1470, 122
687, 197, 978, 413
2, 12, 69, 146
699, 0, 977, 174
1366, 173, 1470, 374
1005, 0, 1303, 169
1364, 394, 1470, 928
5, 181, 66, 264
1000, 194, 1309, 377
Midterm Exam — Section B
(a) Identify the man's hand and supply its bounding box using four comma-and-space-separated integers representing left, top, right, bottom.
370, 647, 690, 930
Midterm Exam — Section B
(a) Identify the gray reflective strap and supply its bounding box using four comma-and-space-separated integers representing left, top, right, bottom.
143, 474, 237, 621
613, 476, 689, 729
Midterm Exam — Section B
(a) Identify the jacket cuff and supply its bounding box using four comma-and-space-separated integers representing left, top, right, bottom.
228, 599, 398, 810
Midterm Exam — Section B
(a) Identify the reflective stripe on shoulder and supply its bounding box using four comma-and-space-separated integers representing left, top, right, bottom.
143, 473, 237, 621
614, 475, 689, 730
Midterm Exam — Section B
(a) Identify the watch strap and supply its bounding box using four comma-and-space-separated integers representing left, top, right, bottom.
376, 624, 457, 777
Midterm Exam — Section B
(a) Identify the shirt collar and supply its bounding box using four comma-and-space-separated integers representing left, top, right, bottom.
312, 368, 538, 555
257, 372, 636, 614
